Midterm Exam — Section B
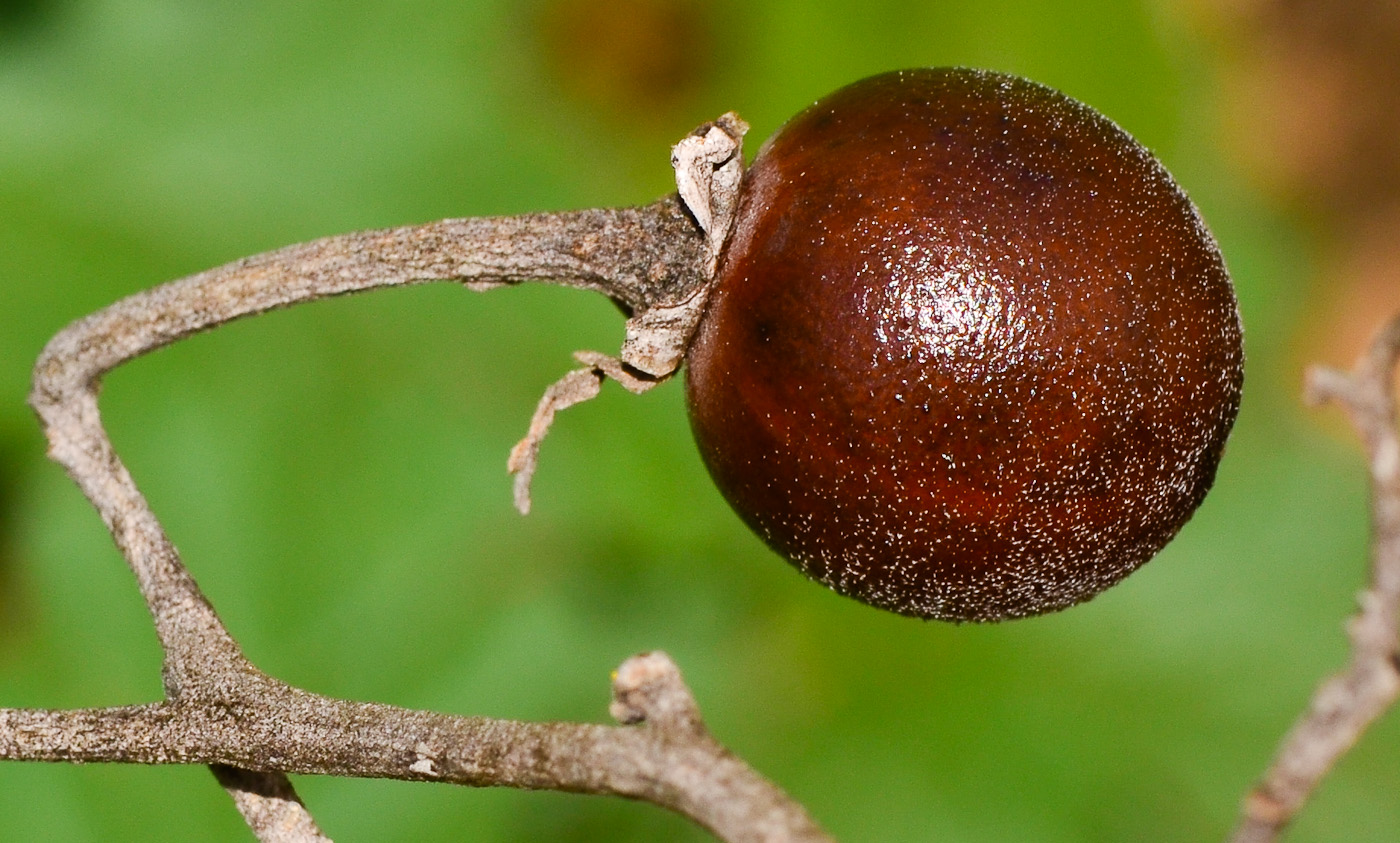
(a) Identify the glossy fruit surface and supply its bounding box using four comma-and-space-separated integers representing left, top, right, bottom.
684, 68, 1244, 621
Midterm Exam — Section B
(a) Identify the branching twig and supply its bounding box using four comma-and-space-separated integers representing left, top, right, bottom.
1230, 313, 1400, 843
0, 115, 830, 842
0, 653, 830, 843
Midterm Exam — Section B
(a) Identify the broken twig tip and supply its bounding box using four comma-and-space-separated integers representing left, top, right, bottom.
506, 353, 666, 513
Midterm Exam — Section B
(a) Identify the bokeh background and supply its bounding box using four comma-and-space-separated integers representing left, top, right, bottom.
2, 0, 1399, 840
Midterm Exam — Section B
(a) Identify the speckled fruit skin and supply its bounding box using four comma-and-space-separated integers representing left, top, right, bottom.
684, 68, 1244, 622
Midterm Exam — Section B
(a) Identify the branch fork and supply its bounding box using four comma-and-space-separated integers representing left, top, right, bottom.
1, 114, 832, 843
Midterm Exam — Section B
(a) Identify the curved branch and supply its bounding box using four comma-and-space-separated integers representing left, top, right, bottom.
1230, 313, 1400, 843
25, 196, 704, 688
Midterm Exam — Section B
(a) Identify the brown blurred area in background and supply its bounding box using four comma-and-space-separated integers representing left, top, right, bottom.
1191, 0, 1400, 368
532, 0, 719, 125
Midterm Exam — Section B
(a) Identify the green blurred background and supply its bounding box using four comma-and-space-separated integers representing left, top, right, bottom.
2, 0, 1398, 840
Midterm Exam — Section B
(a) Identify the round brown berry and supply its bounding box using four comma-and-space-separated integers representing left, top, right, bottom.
684, 68, 1244, 621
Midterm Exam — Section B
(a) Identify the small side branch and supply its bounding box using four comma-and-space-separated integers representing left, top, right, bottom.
211, 767, 330, 843
1230, 313, 1400, 843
